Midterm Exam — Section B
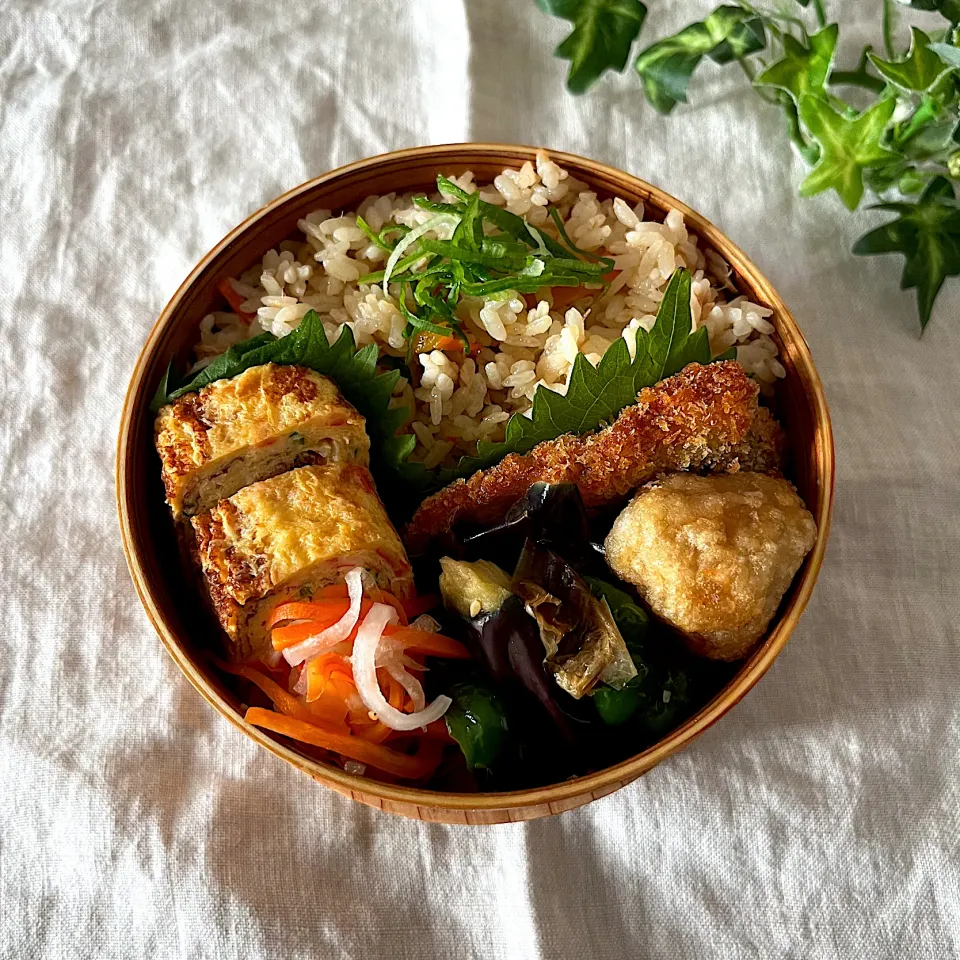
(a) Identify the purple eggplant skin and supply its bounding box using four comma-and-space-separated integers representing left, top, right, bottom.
461, 482, 601, 571
468, 594, 574, 743
501, 596, 575, 742
472, 606, 513, 682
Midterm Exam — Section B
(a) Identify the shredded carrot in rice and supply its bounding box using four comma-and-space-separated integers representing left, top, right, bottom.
216, 278, 255, 321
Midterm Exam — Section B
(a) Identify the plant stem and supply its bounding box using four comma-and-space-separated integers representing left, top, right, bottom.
735, 0, 806, 32
882, 0, 896, 59
737, 56, 779, 103
812, 0, 827, 29
829, 69, 886, 93
781, 95, 820, 165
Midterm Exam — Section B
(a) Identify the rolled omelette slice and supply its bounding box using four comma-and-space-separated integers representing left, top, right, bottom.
155, 363, 369, 518
191, 462, 414, 662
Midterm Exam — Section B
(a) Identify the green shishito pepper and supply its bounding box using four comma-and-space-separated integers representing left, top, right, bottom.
586, 577, 691, 731
443, 680, 510, 770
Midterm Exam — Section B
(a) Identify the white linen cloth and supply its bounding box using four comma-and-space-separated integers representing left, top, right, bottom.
2, 1, 958, 957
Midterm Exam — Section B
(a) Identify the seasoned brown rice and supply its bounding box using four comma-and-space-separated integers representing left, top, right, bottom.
192, 151, 785, 469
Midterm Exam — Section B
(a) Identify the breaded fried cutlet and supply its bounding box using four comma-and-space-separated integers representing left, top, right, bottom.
405, 361, 784, 554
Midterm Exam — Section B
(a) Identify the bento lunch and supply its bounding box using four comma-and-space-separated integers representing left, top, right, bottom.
150, 152, 816, 791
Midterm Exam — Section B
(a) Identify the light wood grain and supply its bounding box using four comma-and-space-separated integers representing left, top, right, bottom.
116, 144, 835, 824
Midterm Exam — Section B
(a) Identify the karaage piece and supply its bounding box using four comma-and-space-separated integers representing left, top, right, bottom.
605, 472, 817, 661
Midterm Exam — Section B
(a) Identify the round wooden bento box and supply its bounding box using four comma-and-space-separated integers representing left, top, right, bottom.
117, 144, 835, 824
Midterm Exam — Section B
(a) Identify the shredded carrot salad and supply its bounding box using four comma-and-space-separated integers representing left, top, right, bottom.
229, 583, 464, 781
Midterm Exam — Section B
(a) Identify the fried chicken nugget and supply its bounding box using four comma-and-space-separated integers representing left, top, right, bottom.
605, 472, 816, 660
405, 361, 783, 554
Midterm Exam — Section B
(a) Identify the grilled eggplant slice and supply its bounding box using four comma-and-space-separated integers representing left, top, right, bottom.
513, 540, 636, 699
439, 558, 573, 738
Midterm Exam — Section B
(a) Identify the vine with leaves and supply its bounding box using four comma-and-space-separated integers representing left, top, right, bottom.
536, 0, 960, 332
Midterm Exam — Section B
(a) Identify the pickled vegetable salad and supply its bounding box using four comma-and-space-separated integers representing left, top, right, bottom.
238, 568, 470, 781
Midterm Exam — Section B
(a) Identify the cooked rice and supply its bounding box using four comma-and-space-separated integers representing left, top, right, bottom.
191, 151, 786, 469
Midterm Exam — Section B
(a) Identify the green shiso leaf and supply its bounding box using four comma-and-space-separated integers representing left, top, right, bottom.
439, 267, 712, 481
149, 359, 176, 414
634, 6, 766, 114
798, 95, 899, 210
536, 0, 648, 94
853, 176, 960, 331
153, 331, 275, 412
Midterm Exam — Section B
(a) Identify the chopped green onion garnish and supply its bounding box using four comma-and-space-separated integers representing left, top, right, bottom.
548, 207, 615, 271
356, 181, 616, 345
356, 215, 392, 252
383, 213, 461, 288
419, 239, 528, 272
358, 252, 437, 286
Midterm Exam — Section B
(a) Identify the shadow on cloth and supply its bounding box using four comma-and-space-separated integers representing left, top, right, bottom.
100, 668, 223, 850
521, 813, 698, 960
463, 1, 573, 147
204, 772, 479, 959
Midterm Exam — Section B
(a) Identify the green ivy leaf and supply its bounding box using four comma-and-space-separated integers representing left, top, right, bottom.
896, 100, 960, 159
755, 24, 839, 104
869, 27, 953, 91
634, 6, 765, 114
441, 268, 711, 480
537, 0, 648, 94
798, 95, 899, 209
862, 159, 911, 195
899, 168, 933, 194
707, 11, 766, 65
853, 176, 960, 330
894, 0, 960, 21
930, 41, 960, 68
